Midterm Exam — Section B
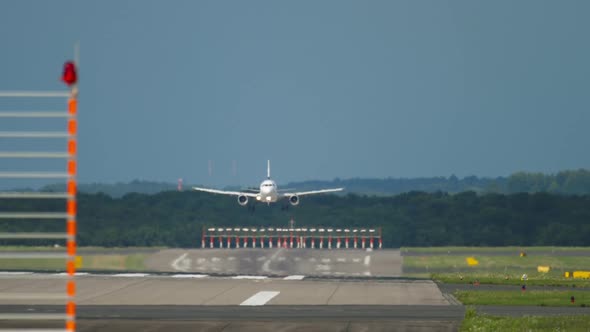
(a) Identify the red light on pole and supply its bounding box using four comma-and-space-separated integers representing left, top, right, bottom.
61, 61, 78, 86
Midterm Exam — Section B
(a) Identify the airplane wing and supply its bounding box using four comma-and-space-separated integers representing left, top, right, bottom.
192, 187, 258, 197
281, 188, 344, 197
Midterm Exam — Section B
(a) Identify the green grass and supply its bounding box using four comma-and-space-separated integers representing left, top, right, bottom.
403, 246, 590, 253
433, 272, 590, 288
0, 254, 147, 271
460, 307, 590, 332
405, 255, 590, 270
0, 246, 165, 252
0, 258, 65, 270
455, 290, 590, 306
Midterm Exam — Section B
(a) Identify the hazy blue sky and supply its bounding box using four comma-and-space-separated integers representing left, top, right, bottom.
0, 1, 588, 187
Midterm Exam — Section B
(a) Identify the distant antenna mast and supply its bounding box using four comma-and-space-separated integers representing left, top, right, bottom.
177, 178, 183, 191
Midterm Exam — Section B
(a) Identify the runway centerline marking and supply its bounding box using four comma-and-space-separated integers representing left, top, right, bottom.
283, 275, 305, 280
171, 252, 189, 272
171, 274, 209, 278
352, 258, 361, 263
336, 258, 346, 262
240, 291, 280, 306
232, 275, 268, 280
364, 255, 371, 266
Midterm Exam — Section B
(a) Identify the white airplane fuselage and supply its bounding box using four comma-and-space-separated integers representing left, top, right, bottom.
192, 160, 343, 207
258, 179, 278, 204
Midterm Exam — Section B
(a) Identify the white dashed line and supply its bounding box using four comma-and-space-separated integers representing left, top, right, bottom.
112, 273, 150, 277
352, 258, 361, 263
54, 272, 89, 276
240, 291, 280, 306
0, 272, 33, 275
228, 257, 236, 261
315, 264, 331, 271
232, 275, 268, 280
171, 274, 209, 278
309, 258, 317, 262
211, 257, 220, 262
321, 258, 331, 263
364, 255, 371, 266
336, 258, 346, 262
283, 275, 305, 280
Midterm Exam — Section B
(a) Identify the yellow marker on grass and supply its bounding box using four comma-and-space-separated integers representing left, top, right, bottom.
75, 256, 83, 268
466, 257, 479, 266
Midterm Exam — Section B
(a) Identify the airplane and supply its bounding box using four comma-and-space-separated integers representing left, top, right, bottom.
192, 160, 344, 207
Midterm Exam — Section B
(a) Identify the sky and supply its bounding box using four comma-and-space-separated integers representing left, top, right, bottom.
0, 0, 588, 188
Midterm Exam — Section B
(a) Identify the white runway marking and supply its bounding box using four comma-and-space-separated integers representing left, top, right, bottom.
366, 248, 373, 252
171, 274, 209, 278
112, 273, 150, 277
262, 249, 284, 274
283, 275, 305, 280
363, 271, 372, 276
364, 255, 371, 266
321, 258, 331, 263
196, 258, 207, 264
232, 275, 268, 280
54, 272, 89, 276
336, 258, 346, 262
278, 257, 286, 261
315, 264, 331, 271
240, 291, 280, 306
171, 252, 190, 272
309, 258, 317, 262
352, 258, 361, 263
257, 256, 267, 261
0, 272, 33, 275
294, 257, 301, 262
211, 257, 221, 262
228, 257, 236, 261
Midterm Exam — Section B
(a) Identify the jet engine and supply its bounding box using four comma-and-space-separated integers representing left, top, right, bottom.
237, 195, 249, 206
289, 195, 300, 206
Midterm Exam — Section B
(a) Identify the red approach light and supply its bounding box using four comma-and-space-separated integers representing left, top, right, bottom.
61, 61, 77, 86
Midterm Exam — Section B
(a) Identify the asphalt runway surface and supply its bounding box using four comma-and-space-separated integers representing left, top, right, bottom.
0, 272, 459, 331
145, 248, 403, 277
0, 305, 464, 332
0, 274, 446, 305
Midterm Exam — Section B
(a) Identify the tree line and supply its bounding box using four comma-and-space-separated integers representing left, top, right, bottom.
1, 190, 589, 248
38, 168, 590, 197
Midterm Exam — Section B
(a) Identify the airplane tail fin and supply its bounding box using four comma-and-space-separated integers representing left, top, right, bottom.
267, 160, 271, 179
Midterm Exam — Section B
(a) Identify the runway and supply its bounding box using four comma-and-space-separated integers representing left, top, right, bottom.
0, 305, 464, 332
0, 274, 446, 305
0, 271, 459, 331
145, 248, 403, 277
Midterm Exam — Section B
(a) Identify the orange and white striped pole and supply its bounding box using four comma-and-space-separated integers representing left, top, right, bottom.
66, 95, 77, 332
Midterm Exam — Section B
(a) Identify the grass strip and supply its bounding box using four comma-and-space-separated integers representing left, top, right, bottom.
460, 307, 590, 332
455, 290, 590, 307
